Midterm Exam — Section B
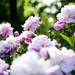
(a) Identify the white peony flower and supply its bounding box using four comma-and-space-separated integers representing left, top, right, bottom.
10, 51, 45, 75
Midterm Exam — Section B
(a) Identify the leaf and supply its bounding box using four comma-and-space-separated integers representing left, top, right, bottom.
60, 33, 73, 47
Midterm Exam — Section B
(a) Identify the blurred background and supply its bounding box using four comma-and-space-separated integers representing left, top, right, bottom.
0, 0, 75, 32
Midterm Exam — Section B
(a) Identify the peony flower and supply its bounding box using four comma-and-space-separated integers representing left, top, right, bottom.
0, 23, 13, 39
0, 35, 20, 57
0, 59, 9, 75
10, 51, 45, 75
22, 16, 41, 32
57, 5, 75, 23
28, 35, 51, 52
54, 21, 66, 31
48, 46, 75, 73
28, 35, 60, 59
15, 31, 37, 44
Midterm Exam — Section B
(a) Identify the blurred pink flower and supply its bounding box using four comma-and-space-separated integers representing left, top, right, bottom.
54, 21, 66, 31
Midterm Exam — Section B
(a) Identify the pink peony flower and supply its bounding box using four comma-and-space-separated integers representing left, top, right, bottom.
22, 16, 41, 32
54, 21, 66, 31
15, 31, 37, 44
0, 23, 13, 39
0, 35, 20, 57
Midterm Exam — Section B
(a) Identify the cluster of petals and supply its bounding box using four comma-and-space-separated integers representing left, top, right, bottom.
22, 16, 41, 32
0, 23, 13, 39
57, 5, 75, 23
15, 31, 37, 44
0, 59, 9, 75
54, 5, 75, 30
54, 21, 66, 31
0, 35, 20, 57
10, 51, 45, 75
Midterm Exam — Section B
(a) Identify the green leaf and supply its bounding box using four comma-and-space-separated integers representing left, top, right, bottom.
60, 33, 73, 47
